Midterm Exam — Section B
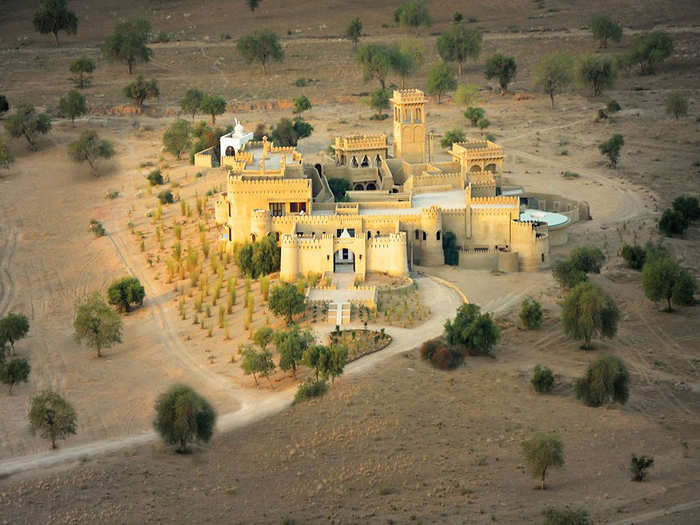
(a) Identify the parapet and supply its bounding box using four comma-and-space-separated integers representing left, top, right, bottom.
333, 134, 388, 152
390, 89, 425, 105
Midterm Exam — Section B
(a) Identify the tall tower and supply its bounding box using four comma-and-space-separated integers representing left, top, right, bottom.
391, 89, 426, 163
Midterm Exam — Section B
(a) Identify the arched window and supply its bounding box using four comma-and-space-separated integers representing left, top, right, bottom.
422, 231, 427, 241
415, 108, 421, 123
367, 231, 372, 239
251, 233, 256, 242
415, 230, 419, 240
361, 155, 369, 167
366, 182, 377, 190
376, 231, 380, 237
225, 146, 235, 157
436, 231, 441, 241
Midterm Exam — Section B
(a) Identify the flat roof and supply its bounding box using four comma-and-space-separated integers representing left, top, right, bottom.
519, 209, 569, 227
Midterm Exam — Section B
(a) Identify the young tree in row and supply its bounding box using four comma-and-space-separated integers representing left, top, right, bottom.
107, 276, 146, 313
356, 44, 392, 90
58, 90, 87, 126
562, 281, 619, 350
293, 94, 312, 115
521, 433, 564, 490
0, 135, 12, 170
393, 0, 431, 33
200, 94, 227, 125
665, 92, 688, 120
484, 53, 517, 94
268, 282, 306, 325
123, 76, 159, 109
68, 130, 115, 175
346, 18, 362, 48
70, 56, 96, 88
275, 325, 313, 377
427, 62, 457, 104
440, 129, 465, 149
240, 344, 275, 386
575, 355, 629, 407
0, 313, 29, 355
153, 384, 216, 453
101, 19, 153, 74
236, 30, 284, 75
599, 134, 624, 168
590, 14, 622, 49
642, 256, 696, 311
436, 24, 482, 76
624, 31, 673, 75
74, 292, 123, 357
3, 102, 52, 151
180, 89, 204, 121
576, 54, 617, 97
533, 53, 573, 109
302, 344, 347, 383
163, 119, 192, 160
444, 303, 499, 356
28, 390, 77, 449
33, 0, 78, 47
1, 357, 30, 394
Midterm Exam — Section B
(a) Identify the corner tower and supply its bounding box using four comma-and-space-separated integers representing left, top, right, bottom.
391, 89, 425, 163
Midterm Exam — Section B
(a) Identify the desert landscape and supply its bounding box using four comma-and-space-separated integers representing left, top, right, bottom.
0, 0, 699, 523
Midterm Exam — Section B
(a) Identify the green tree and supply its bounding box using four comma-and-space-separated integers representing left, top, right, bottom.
552, 259, 587, 289
236, 30, 284, 75
590, 14, 622, 48
455, 83, 480, 108
562, 281, 619, 349
275, 325, 313, 377
180, 89, 204, 120
32, 0, 77, 47
620, 244, 646, 270
569, 245, 606, 274
598, 133, 624, 168
477, 117, 490, 134
464, 106, 485, 126
519, 297, 543, 329
0, 95, 9, 116
253, 326, 274, 351
642, 256, 696, 311
69, 56, 95, 88
427, 62, 457, 104
327, 344, 348, 383
302, 344, 327, 381
73, 292, 123, 357
393, 0, 431, 33
199, 94, 227, 125
346, 18, 362, 48
107, 276, 146, 313
0, 135, 12, 170
531, 364, 554, 393
123, 76, 159, 109
240, 344, 275, 385
436, 24, 482, 76
576, 54, 617, 96
269, 117, 313, 147
444, 303, 499, 356
293, 94, 312, 115
575, 355, 629, 407
625, 32, 673, 75
440, 129, 465, 149
28, 390, 77, 449
1, 357, 30, 394
521, 433, 564, 489
369, 87, 391, 117
533, 53, 573, 108
68, 130, 115, 175
442, 230, 458, 265
163, 120, 192, 160
153, 384, 216, 453
356, 44, 393, 90
268, 282, 306, 325
0, 313, 29, 354
247, 0, 262, 10
665, 92, 688, 119
389, 47, 418, 88
3, 102, 52, 151
630, 454, 654, 482
101, 19, 153, 74
658, 208, 688, 237
328, 177, 351, 202
672, 195, 700, 221
58, 90, 87, 126
484, 52, 517, 94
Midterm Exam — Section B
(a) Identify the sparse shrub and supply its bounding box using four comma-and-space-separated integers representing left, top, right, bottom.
562, 281, 619, 349
620, 244, 646, 270
543, 507, 591, 525
157, 189, 174, 204
147, 169, 164, 186
521, 433, 564, 489
419, 337, 463, 370
599, 134, 624, 168
153, 384, 216, 453
519, 297, 543, 329
575, 355, 629, 407
89, 218, 106, 237
658, 208, 688, 237
531, 365, 554, 393
606, 99, 621, 113
293, 378, 328, 403
672, 195, 700, 222
665, 92, 688, 119
630, 454, 654, 481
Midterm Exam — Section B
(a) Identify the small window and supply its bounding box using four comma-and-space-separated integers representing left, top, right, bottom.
376, 231, 380, 237
251, 234, 256, 242
422, 231, 427, 241
290, 202, 299, 213
436, 231, 441, 241
327, 255, 330, 261
359, 254, 362, 260
228, 202, 231, 216
415, 230, 419, 240
367, 231, 372, 239
275, 232, 280, 241
541, 253, 545, 262
269, 202, 284, 217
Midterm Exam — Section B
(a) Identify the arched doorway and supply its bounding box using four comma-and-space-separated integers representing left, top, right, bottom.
225, 146, 235, 157
314, 163, 323, 177
333, 248, 355, 273
353, 182, 364, 191
360, 155, 370, 167
485, 163, 497, 173
366, 182, 377, 190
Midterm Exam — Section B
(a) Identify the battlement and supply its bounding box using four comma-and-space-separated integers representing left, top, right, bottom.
469, 195, 519, 207
391, 89, 425, 104
451, 140, 504, 161
333, 134, 388, 151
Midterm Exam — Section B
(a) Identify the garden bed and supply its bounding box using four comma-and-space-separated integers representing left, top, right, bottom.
328, 328, 392, 362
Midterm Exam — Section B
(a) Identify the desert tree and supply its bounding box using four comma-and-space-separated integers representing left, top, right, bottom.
28, 390, 77, 449
3, 102, 51, 151
268, 282, 305, 325
236, 30, 284, 75
464, 106, 485, 127
562, 281, 619, 349
642, 256, 696, 311
302, 344, 328, 381
630, 454, 654, 482
0, 135, 12, 170
568, 245, 606, 274
58, 90, 87, 125
1, 357, 30, 394
163, 119, 192, 160
123, 76, 159, 109
253, 326, 274, 352
673, 195, 700, 222
108, 276, 146, 312
519, 297, 543, 329
356, 44, 393, 90
665, 92, 688, 119
0, 313, 29, 354
598, 133, 624, 168
531, 364, 554, 393
328, 177, 351, 202
455, 84, 480, 110
70, 56, 95, 88
101, 19, 153, 74
275, 325, 313, 377
199, 94, 227, 125
68, 130, 115, 175
484, 53, 517, 94
369, 88, 391, 118
74, 292, 123, 357
33, 0, 77, 47
393, 0, 431, 33
533, 53, 573, 108
389, 47, 419, 88
427, 62, 457, 104
153, 384, 216, 453
326, 344, 348, 383
620, 244, 646, 270
590, 14, 622, 48
269, 117, 312, 147
180, 89, 204, 120
576, 54, 617, 97
658, 208, 687, 237
625, 32, 673, 75
444, 303, 499, 356
575, 355, 629, 406
543, 508, 591, 525
293, 94, 312, 115
240, 344, 275, 386
440, 129, 465, 149
521, 433, 564, 489
436, 24, 482, 76
346, 18, 362, 48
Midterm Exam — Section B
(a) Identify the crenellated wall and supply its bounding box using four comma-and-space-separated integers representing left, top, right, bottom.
366, 232, 408, 276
